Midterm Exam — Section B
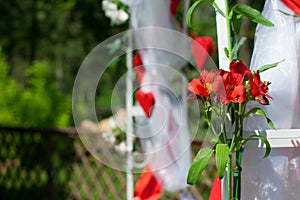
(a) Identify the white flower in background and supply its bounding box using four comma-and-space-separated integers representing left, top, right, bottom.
115, 141, 127, 154
102, 131, 116, 144
114, 10, 129, 25
102, 0, 129, 25
102, 0, 117, 11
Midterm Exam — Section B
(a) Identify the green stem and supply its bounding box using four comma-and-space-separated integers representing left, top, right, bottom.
234, 150, 242, 199
233, 103, 244, 199
225, 0, 233, 62
221, 104, 227, 144
227, 155, 232, 200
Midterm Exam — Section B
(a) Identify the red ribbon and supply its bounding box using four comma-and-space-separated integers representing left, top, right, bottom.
209, 176, 222, 200
282, 0, 300, 15
134, 166, 162, 200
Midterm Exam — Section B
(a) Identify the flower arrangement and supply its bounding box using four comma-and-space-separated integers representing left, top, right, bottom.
186, 0, 281, 199
102, 0, 129, 25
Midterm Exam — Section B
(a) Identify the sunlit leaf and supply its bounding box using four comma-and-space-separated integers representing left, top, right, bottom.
244, 107, 275, 129
187, 148, 214, 184
233, 4, 274, 27
215, 144, 229, 179
257, 60, 284, 73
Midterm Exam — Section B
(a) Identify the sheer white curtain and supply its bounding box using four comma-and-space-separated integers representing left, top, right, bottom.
248, 0, 300, 130
131, 0, 191, 191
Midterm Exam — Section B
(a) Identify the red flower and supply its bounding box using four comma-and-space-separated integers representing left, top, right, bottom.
214, 70, 246, 104
247, 70, 272, 105
230, 60, 250, 76
192, 36, 214, 70
188, 70, 216, 98
170, 0, 181, 16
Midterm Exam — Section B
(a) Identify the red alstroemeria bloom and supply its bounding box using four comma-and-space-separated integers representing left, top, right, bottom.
247, 70, 272, 105
188, 70, 216, 98
230, 60, 250, 76
214, 70, 246, 104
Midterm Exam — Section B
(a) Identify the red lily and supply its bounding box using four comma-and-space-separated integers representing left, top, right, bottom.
247, 70, 272, 105
188, 70, 216, 98
230, 60, 250, 76
214, 70, 246, 104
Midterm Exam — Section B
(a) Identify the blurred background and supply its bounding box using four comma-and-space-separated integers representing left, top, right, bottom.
0, 0, 264, 199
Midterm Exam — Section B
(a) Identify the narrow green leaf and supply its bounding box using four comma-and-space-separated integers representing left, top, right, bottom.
255, 109, 275, 129
187, 148, 214, 184
233, 140, 243, 153
186, 0, 225, 27
257, 60, 284, 73
242, 135, 271, 158
276, 9, 300, 17
224, 47, 229, 58
215, 144, 229, 179
233, 4, 274, 27
186, 1, 202, 27
244, 107, 259, 118
232, 37, 247, 57
244, 107, 275, 129
209, 0, 225, 17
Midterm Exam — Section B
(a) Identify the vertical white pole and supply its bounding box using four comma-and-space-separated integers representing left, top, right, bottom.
215, 0, 230, 71
215, 0, 230, 199
126, 29, 134, 200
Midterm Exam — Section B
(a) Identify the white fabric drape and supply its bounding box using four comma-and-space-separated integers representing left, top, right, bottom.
131, 0, 191, 191
243, 1, 300, 199
248, 0, 300, 129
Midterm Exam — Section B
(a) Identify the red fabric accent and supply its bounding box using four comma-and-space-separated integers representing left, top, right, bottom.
170, 0, 181, 16
192, 36, 214, 70
134, 166, 162, 200
282, 0, 300, 15
133, 52, 145, 85
136, 90, 155, 118
209, 176, 222, 200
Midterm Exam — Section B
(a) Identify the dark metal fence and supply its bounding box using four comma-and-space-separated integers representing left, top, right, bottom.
0, 126, 213, 200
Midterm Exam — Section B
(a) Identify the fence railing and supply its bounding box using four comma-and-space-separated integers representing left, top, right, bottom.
0, 126, 215, 200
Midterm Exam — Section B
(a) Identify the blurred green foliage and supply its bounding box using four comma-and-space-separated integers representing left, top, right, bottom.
0, 51, 71, 127
0, 0, 128, 127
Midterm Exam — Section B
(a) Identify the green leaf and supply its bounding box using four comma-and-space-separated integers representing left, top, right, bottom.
233, 4, 274, 27
186, 0, 225, 27
276, 9, 300, 18
232, 13, 244, 35
215, 144, 229, 179
242, 135, 271, 158
187, 148, 214, 184
233, 139, 243, 153
244, 107, 257, 118
232, 37, 247, 57
257, 60, 284, 73
255, 108, 275, 129
186, 1, 202, 27
224, 47, 229, 58
209, 0, 225, 17
244, 107, 275, 129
